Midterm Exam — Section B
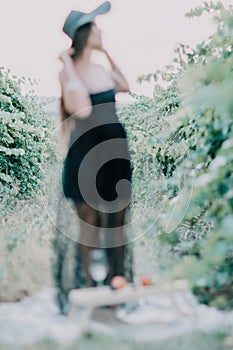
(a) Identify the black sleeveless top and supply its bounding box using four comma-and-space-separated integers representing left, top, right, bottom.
62, 88, 132, 204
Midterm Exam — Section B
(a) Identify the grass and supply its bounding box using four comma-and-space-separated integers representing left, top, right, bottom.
0, 331, 231, 350
0, 172, 54, 301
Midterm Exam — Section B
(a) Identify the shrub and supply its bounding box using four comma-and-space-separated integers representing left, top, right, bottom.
0, 67, 55, 215
119, 1, 233, 309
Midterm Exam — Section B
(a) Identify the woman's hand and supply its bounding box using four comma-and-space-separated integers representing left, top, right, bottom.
58, 48, 75, 65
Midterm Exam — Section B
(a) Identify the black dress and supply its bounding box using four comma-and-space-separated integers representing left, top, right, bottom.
52, 88, 134, 315
62, 88, 132, 205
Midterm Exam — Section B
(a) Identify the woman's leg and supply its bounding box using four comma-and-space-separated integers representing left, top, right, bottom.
75, 202, 101, 286
102, 205, 127, 283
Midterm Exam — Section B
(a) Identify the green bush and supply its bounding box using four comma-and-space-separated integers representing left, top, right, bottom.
119, 1, 233, 309
154, 1, 233, 309
0, 67, 55, 215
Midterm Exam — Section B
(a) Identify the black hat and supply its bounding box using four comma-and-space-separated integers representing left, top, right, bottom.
63, 1, 111, 41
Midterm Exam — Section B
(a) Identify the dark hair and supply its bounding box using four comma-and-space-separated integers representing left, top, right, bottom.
70, 22, 93, 60
60, 21, 93, 128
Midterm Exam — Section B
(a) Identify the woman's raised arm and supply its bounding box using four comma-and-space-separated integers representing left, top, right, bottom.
58, 48, 93, 119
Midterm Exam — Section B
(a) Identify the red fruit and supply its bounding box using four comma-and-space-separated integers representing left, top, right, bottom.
140, 275, 152, 286
110, 275, 127, 290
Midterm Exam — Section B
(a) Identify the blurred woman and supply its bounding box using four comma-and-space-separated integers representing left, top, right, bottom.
52, 1, 134, 314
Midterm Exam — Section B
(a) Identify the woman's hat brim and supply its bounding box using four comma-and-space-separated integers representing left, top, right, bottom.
91, 1, 111, 16
63, 1, 111, 41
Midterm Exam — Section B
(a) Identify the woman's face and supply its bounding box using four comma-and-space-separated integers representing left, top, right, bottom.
87, 22, 102, 49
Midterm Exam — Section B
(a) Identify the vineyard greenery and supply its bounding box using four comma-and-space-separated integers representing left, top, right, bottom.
0, 1, 233, 310
0, 68, 55, 215
120, 1, 233, 309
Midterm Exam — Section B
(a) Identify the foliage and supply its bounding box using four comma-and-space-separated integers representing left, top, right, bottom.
0, 67, 56, 215
119, 1, 233, 309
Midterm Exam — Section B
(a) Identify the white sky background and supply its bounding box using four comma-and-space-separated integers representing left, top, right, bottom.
0, 0, 232, 102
